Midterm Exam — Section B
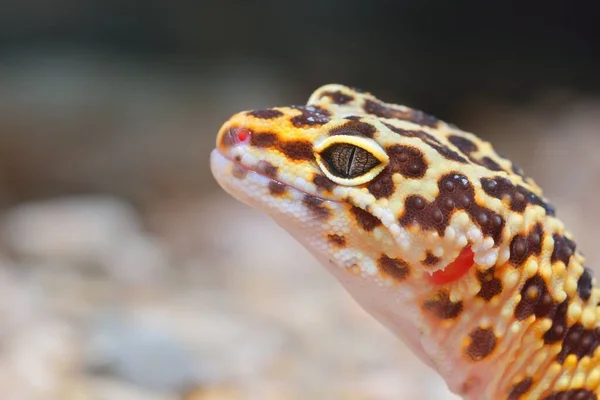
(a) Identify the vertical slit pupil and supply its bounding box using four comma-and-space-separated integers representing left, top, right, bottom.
320, 143, 381, 179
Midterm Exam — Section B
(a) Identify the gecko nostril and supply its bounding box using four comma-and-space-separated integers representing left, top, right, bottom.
236, 128, 251, 142
222, 127, 252, 148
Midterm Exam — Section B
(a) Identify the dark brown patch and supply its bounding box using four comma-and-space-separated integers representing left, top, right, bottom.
220, 128, 237, 148
448, 135, 478, 154
429, 142, 469, 163
232, 164, 247, 179
247, 109, 283, 119
290, 105, 331, 127
478, 156, 504, 172
423, 291, 463, 319
465, 327, 496, 361
509, 223, 544, 267
367, 145, 428, 199
268, 181, 286, 196
313, 174, 336, 192
384, 123, 468, 163
511, 162, 526, 178
384, 123, 442, 144
251, 132, 277, 148
577, 268, 593, 301
398, 173, 505, 242
303, 195, 330, 220
476, 267, 502, 301
543, 299, 569, 344
481, 176, 555, 216
543, 389, 597, 400
256, 160, 278, 178
515, 275, 556, 320
378, 254, 410, 281
350, 206, 381, 231
279, 140, 315, 161
422, 252, 440, 266
329, 119, 377, 138
556, 323, 600, 363
551, 234, 577, 266
327, 234, 346, 248
321, 90, 354, 104
364, 99, 438, 127
508, 377, 533, 400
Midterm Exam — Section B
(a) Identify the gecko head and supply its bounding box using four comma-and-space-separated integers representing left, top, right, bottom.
211, 85, 563, 396
211, 84, 516, 287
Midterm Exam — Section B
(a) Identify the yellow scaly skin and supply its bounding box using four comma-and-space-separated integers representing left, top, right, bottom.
210, 84, 600, 400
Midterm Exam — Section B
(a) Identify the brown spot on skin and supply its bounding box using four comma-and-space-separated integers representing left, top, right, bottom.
508, 377, 533, 400
232, 164, 247, 179
478, 156, 504, 172
481, 176, 555, 216
251, 132, 277, 148
220, 128, 237, 148
384, 123, 442, 144
327, 234, 346, 248
350, 206, 381, 231
543, 299, 569, 344
465, 327, 496, 361
329, 120, 377, 138
378, 254, 410, 281
268, 181, 286, 196
476, 267, 502, 301
279, 140, 315, 161
448, 135, 478, 155
247, 109, 284, 119
290, 105, 331, 127
365, 99, 438, 127
551, 234, 577, 266
542, 389, 598, 400
367, 145, 428, 198
399, 173, 505, 242
313, 174, 336, 192
511, 162, 526, 178
509, 224, 544, 266
321, 90, 354, 104
303, 195, 330, 220
384, 123, 468, 163
257, 160, 277, 178
578, 268, 593, 301
422, 252, 440, 266
515, 275, 556, 320
429, 142, 469, 163
556, 324, 600, 363
423, 291, 463, 319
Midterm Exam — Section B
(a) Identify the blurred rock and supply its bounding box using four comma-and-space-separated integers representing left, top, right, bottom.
0, 264, 82, 400
84, 312, 198, 394
1, 196, 168, 284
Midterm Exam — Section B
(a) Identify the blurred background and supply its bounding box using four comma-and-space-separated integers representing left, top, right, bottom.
0, 2, 599, 399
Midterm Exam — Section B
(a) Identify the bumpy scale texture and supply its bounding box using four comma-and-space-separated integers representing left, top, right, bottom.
210, 84, 600, 400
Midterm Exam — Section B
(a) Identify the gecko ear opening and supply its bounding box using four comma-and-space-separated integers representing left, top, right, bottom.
314, 135, 388, 186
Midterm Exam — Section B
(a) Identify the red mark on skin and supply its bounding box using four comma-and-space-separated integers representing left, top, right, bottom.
236, 128, 251, 143
428, 246, 474, 285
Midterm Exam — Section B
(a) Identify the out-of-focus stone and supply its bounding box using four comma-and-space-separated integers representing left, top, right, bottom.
0, 265, 81, 400
1, 196, 168, 284
84, 312, 198, 393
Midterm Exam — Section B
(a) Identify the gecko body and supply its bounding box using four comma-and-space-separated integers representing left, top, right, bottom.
210, 85, 600, 399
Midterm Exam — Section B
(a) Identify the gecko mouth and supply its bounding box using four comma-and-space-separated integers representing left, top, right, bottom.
210, 149, 334, 203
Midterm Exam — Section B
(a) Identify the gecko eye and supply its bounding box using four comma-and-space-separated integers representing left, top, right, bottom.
315, 135, 388, 185
320, 144, 380, 178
